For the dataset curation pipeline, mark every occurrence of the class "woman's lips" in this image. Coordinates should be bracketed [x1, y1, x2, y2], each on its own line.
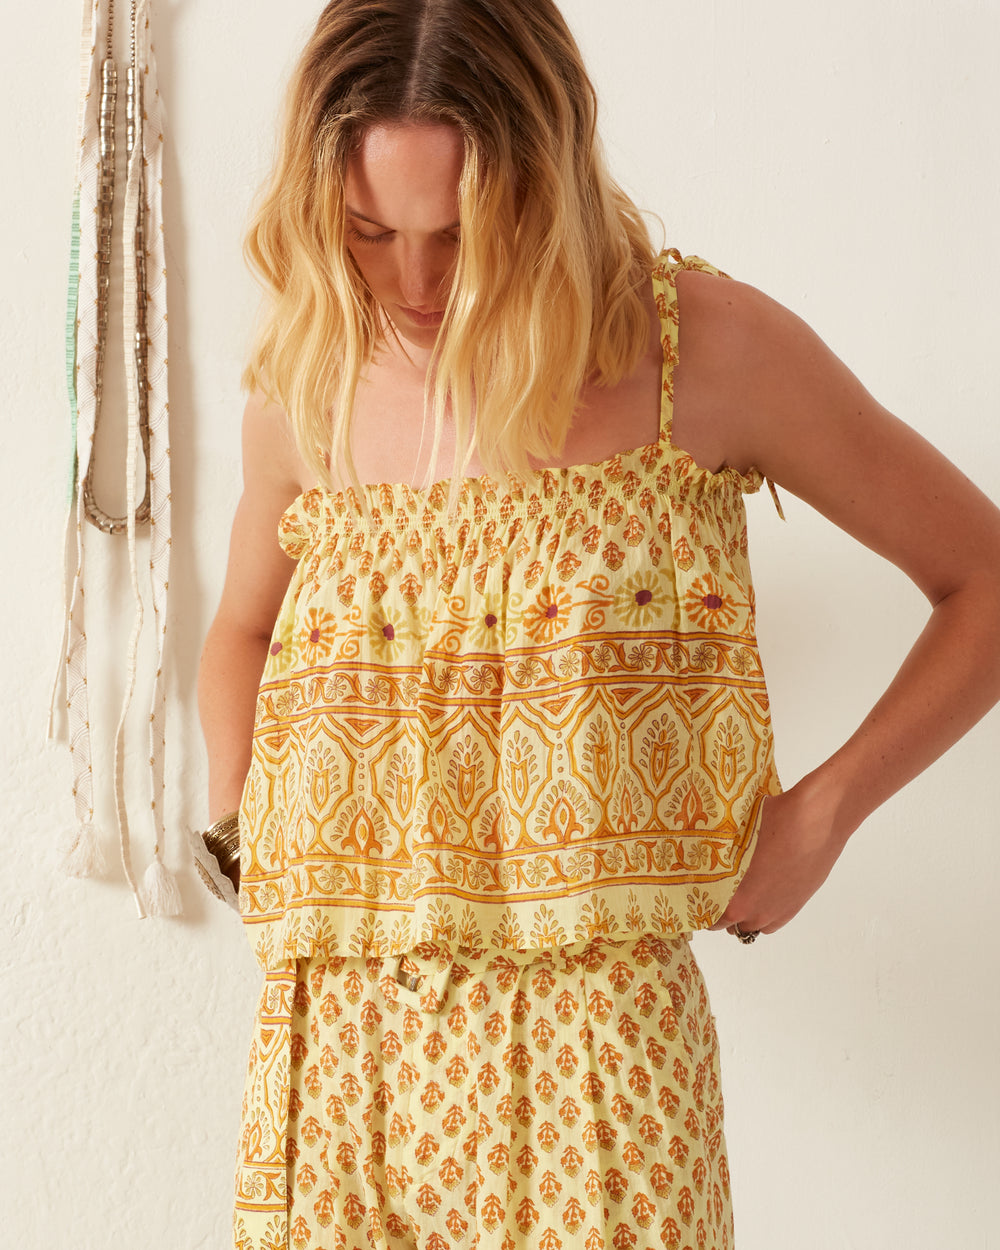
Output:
[399, 306, 445, 328]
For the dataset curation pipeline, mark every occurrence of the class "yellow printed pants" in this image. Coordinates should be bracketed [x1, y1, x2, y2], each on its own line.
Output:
[234, 937, 733, 1250]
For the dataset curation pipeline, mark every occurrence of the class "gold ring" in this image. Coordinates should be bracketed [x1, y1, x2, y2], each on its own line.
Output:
[732, 923, 761, 945]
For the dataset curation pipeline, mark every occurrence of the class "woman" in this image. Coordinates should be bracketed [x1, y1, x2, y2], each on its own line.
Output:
[199, 2, 1000, 1247]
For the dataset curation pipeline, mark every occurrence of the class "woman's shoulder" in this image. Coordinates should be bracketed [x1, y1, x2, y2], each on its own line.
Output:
[670, 261, 825, 474]
[668, 265, 767, 472]
[673, 263, 784, 351]
[672, 257, 820, 363]
[242, 390, 317, 498]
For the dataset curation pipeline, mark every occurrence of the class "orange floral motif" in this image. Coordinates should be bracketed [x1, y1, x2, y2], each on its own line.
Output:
[682, 574, 740, 631]
[555, 549, 582, 581]
[523, 584, 573, 643]
[535, 784, 586, 843]
[298, 609, 337, 665]
[515, 1196, 540, 1233]
[562, 1196, 587, 1234]
[601, 540, 625, 571]
[613, 1221, 638, 1249]
[398, 571, 422, 605]
[671, 534, 694, 571]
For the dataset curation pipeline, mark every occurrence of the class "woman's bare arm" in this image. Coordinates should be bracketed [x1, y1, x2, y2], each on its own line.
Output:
[673, 270, 1000, 934]
[198, 394, 312, 823]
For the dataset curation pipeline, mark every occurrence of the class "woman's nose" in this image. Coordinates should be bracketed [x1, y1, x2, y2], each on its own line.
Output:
[399, 247, 445, 311]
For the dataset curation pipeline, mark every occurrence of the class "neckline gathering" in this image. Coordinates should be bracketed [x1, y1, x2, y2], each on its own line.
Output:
[283, 253, 763, 521]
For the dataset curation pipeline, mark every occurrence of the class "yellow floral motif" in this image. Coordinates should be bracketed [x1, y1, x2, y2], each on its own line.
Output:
[468, 595, 504, 649]
[614, 570, 670, 629]
[366, 606, 408, 659]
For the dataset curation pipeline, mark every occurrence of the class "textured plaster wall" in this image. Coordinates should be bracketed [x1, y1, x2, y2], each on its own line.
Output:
[2, 3, 997, 1247]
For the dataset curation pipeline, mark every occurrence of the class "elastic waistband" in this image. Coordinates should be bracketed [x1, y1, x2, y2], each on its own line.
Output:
[384, 933, 691, 1015]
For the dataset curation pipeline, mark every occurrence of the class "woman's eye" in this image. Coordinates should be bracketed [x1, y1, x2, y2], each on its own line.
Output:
[348, 226, 392, 246]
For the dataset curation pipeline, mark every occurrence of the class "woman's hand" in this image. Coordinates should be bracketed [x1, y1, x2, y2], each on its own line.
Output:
[711, 782, 849, 937]
[678, 271, 1000, 941]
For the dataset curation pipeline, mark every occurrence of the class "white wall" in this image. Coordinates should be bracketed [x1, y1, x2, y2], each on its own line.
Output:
[2, 3, 997, 1247]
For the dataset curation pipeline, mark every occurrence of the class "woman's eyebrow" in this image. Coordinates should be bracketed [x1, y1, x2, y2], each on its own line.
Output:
[345, 205, 461, 231]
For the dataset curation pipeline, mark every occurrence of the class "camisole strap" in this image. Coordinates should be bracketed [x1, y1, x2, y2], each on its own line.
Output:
[652, 248, 784, 516]
[652, 249, 731, 449]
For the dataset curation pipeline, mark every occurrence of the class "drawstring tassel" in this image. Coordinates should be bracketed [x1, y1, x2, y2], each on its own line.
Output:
[62, 822, 107, 878]
[141, 856, 183, 917]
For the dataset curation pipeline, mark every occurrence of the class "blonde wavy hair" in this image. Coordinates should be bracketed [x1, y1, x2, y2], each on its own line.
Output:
[244, 0, 658, 489]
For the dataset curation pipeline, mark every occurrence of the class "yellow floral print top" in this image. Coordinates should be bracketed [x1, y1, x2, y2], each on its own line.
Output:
[240, 252, 782, 970]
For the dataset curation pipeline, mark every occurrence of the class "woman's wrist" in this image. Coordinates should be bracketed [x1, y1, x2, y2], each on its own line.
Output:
[790, 759, 865, 852]
[208, 773, 248, 827]
[202, 810, 241, 891]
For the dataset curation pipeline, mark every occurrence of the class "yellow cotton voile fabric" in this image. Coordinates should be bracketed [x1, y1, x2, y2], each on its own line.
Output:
[234, 936, 734, 1250]
[238, 252, 782, 971]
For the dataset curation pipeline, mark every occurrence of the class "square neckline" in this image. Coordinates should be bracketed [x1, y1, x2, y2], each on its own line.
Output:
[290, 251, 760, 516]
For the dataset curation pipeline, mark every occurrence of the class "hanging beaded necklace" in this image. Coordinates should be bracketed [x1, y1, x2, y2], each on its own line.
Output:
[51, 0, 177, 918]
[84, 0, 152, 535]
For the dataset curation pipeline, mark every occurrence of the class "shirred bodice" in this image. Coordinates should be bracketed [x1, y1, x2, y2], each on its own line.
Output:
[239, 252, 781, 969]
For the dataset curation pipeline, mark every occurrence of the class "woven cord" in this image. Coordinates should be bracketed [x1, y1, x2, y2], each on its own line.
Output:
[47, 194, 82, 744]
[52, 0, 105, 870]
[133, 0, 180, 915]
[141, 3, 174, 893]
[113, 0, 146, 914]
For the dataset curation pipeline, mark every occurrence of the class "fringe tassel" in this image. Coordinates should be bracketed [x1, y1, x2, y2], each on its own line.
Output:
[141, 857, 183, 917]
[62, 823, 107, 878]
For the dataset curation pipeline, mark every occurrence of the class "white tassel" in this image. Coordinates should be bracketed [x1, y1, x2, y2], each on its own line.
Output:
[140, 857, 183, 917]
[63, 823, 106, 878]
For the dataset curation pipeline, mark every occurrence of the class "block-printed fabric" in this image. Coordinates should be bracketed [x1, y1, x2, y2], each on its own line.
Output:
[235, 937, 733, 1250]
[238, 253, 781, 972]
[234, 252, 782, 1247]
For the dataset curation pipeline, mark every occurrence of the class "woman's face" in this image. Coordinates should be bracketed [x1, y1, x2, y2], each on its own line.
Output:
[344, 122, 464, 351]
